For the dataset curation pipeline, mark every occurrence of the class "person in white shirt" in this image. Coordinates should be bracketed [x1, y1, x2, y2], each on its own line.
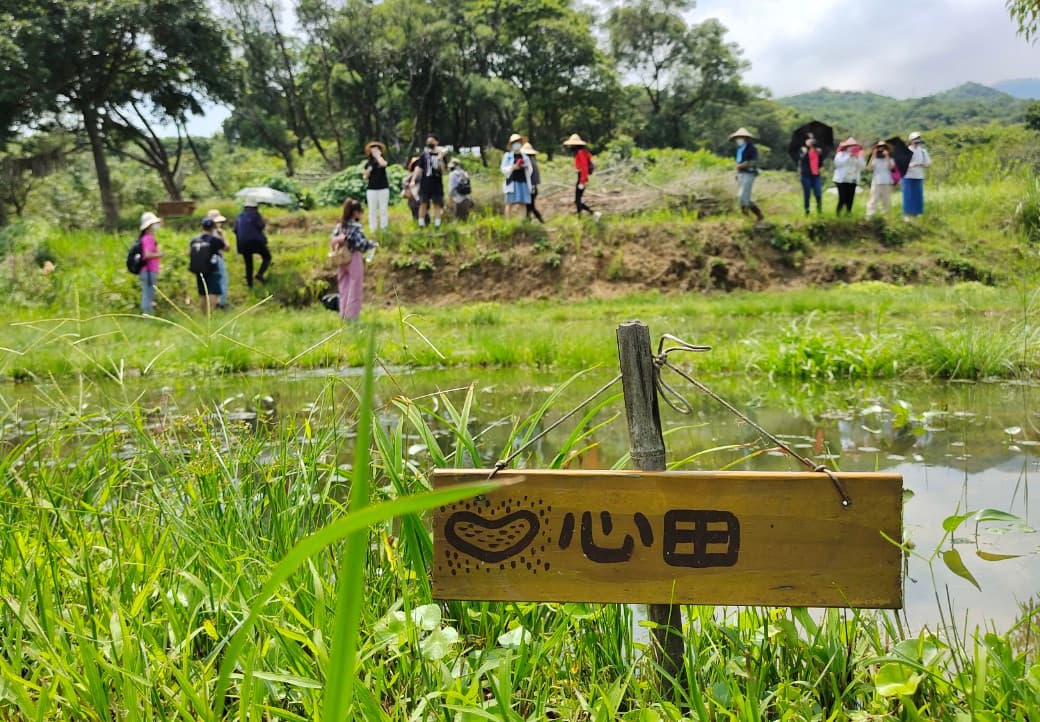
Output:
[866, 141, 896, 218]
[902, 131, 931, 221]
[832, 137, 866, 214]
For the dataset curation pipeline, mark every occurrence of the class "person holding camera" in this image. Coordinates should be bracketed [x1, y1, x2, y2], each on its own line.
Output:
[363, 141, 390, 233]
[833, 137, 866, 214]
[412, 135, 445, 229]
[799, 134, 824, 215]
[500, 133, 532, 219]
[866, 141, 896, 218]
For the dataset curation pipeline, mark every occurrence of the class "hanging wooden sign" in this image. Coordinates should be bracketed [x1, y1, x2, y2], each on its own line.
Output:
[433, 469, 903, 608]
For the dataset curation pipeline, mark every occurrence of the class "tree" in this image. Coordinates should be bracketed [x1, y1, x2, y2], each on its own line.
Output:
[6, 0, 232, 228]
[1007, 0, 1040, 42]
[1026, 101, 1040, 131]
[607, 0, 748, 148]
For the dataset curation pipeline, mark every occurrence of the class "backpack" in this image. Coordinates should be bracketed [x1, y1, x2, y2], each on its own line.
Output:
[587, 157, 595, 175]
[456, 173, 471, 196]
[126, 239, 145, 274]
[188, 235, 215, 274]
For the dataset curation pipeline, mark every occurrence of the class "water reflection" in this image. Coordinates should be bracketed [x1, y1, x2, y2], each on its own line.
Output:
[2, 369, 1038, 629]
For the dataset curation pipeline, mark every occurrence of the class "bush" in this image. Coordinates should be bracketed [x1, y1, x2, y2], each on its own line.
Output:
[315, 163, 409, 207]
[1017, 178, 1040, 244]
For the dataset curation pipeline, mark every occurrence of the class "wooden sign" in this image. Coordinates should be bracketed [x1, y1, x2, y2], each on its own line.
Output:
[433, 469, 903, 608]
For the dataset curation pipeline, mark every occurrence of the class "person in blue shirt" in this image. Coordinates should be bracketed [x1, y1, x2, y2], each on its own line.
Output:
[729, 127, 764, 222]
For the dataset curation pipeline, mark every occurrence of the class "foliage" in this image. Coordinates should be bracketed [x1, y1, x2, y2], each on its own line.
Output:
[1016, 177, 1040, 244]
[1026, 101, 1040, 131]
[1007, 0, 1040, 42]
[315, 163, 409, 207]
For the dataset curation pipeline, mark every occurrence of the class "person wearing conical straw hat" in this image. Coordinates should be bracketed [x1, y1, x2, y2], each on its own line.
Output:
[363, 141, 390, 233]
[521, 141, 545, 223]
[138, 211, 163, 315]
[206, 209, 231, 309]
[564, 133, 599, 219]
[500, 133, 533, 219]
[866, 140, 896, 218]
[832, 137, 865, 215]
[729, 127, 764, 222]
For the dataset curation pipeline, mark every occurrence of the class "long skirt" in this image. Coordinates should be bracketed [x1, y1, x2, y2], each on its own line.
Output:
[902, 178, 924, 216]
[337, 251, 364, 320]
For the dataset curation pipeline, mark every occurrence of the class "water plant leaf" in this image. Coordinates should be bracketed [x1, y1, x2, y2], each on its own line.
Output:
[974, 509, 1022, 523]
[943, 511, 977, 533]
[976, 550, 1020, 561]
[942, 549, 981, 590]
[421, 626, 459, 661]
[875, 662, 923, 697]
[497, 626, 530, 648]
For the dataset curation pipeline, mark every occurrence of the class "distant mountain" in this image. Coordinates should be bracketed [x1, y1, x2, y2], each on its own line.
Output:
[991, 78, 1040, 99]
[778, 84, 1027, 138]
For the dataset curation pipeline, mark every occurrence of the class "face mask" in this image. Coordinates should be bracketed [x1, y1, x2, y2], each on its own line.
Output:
[512, 142, 522, 152]
[735, 139, 747, 148]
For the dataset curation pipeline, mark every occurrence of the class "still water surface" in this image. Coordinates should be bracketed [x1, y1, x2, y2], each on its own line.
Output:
[4, 367, 1038, 631]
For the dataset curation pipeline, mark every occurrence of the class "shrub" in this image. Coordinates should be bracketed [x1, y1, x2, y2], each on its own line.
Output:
[315, 164, 409, 207]
[1016, 177, 1040, 244]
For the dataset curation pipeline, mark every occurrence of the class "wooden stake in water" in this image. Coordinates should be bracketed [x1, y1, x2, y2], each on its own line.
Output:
[616, 320, 684, 687]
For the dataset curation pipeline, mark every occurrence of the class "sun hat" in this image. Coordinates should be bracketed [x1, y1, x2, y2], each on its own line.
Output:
[908, 131, 922, 143]
[364, 140, 386, 155]
[243, 199, 259, 208]
[507, 133, 528, 146]
[206, 209, 227, 224]
[728, 127, 754, 140]
[139, 211, 161, 231]
[837, 136, 861, 149]
[563, 133, 587, 147]
[520, 141, 538, 155]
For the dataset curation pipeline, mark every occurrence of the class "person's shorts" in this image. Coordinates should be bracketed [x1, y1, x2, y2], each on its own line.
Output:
[196, 271, 222, 296]
[419, 179, 444, 205]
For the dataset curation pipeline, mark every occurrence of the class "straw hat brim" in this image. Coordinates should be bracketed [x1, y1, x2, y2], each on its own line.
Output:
[563, 133, 587, 147]
[364, 141, 386, 155]
[206, 209, 227, 223]
[728, 127, 754, 140]
[837, 137, 861, 150]
[520, 142, 538, 155]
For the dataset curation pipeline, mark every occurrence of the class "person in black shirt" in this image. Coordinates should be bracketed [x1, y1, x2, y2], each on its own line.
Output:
[363, 141, 390, 233]
[410, 134, 445, 229]
[233, 200, 271, 287]
[190, 218, 225, 312]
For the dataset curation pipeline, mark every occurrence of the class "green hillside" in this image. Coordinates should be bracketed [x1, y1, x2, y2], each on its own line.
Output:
[779, 83, 1027, 139]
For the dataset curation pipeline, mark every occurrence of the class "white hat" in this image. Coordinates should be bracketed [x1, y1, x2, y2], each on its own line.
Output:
[206, 209, 227, 223]
[728, 127, 754, 140]
[243, 199, 258, 208]
[139, 211, 161, 231]
[908, 131, 922, 143]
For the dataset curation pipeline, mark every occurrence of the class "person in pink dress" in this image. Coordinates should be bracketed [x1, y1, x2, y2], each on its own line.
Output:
[330, 198, 377, 321]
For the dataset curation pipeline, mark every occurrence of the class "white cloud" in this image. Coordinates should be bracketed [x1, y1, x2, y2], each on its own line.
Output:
[693, 0, 1038, 97]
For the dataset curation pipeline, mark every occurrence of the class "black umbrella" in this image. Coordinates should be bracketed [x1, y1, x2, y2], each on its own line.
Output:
[788, 120, 835, 166]
[885, 136, 913, 177]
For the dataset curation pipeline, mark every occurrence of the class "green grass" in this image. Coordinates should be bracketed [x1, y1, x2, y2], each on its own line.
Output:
[1, 372, 1039, 719]
[2, 282, 1040, 382]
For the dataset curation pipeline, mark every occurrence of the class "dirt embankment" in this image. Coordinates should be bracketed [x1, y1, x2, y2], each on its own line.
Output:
[333, 217, 998, 307]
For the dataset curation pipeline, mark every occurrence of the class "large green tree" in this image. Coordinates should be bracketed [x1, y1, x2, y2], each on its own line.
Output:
[6, 0, 232, 228]
[607, 0, 747, 148]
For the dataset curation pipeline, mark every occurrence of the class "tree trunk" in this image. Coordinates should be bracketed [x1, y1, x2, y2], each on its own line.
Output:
[82, 104, 119, 230]
[158, 167, 182, 201]
[185, 129, 223, 194]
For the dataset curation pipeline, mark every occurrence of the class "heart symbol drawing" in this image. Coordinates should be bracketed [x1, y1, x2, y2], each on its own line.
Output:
[445, 509, 540, 563]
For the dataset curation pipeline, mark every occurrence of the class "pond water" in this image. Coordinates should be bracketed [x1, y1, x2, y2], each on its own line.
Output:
[3, 367, 1038, 632]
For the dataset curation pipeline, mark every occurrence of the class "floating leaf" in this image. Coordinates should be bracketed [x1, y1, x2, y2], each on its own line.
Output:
[974, 509, 1023, 524]
[942, 549, 981, 590]
[875, 662, 923, 697]
[976, 550, 1021, 562]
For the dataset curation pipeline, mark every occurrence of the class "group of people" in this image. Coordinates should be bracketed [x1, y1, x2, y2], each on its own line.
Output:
[136, 202, 273, 315]
[498, 132, 599, 222]
[730, 128, 932, 221]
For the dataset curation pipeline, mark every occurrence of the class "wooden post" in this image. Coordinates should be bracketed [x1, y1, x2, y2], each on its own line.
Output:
[616, 321, 685, 686]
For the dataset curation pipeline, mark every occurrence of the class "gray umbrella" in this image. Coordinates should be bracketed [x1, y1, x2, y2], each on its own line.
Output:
[234, 186, 294, 206]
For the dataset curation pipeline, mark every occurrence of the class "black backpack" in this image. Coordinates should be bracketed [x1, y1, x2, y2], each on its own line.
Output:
[456, 173, 471, 196]
[188, 235, 214, 274]
[587, 157, 596, 175]
[126, 239, 145, 274]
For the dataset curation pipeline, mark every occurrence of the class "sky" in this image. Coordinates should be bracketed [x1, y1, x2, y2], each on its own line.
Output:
[694, 0, 1038, 98]
[184, 0, 1038, 136]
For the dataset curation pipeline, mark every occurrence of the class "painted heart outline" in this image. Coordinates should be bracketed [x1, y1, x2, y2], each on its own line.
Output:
[445, 509, 540, 563]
